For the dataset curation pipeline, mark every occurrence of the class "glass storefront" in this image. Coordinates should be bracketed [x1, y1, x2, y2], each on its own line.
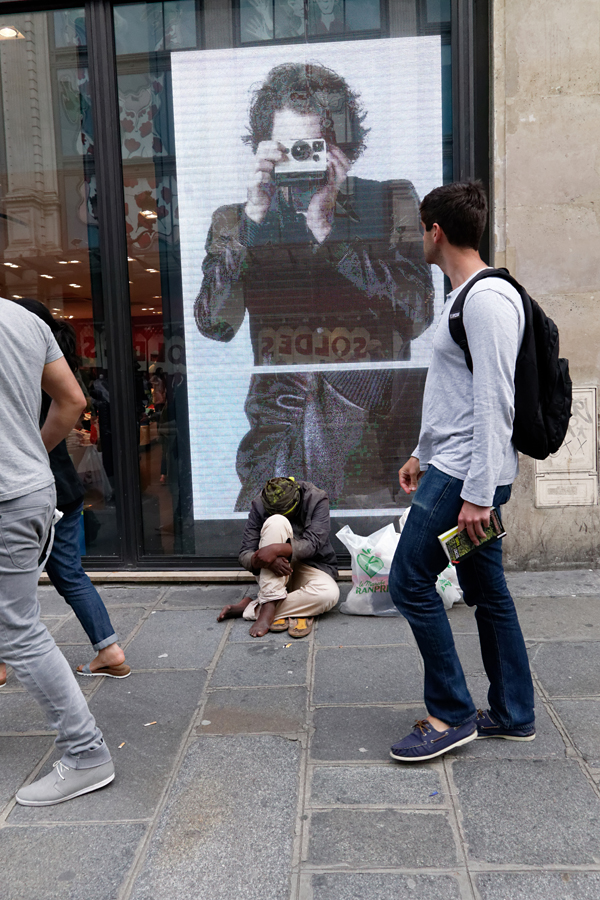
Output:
[0, 7, 119, 556]
[0, 0, 487, 569]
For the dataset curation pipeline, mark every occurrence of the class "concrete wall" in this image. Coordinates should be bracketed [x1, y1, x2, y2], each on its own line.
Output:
[493, 0, 600, 568]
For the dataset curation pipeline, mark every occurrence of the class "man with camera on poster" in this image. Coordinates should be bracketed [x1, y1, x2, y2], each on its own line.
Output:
[194, 61, 434, 513]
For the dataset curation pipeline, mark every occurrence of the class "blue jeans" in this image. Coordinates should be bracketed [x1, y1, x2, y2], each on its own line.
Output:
[389, 465, 534, 729]
[45, 502, 118, 651]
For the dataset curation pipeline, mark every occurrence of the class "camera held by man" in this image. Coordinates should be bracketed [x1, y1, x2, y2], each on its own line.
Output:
[274, 137, 328, 187]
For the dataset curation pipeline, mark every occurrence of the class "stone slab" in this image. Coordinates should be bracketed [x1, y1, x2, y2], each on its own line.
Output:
[460, 694, 566, 759]
[316, 610, 413, 646]
[311, 873, 462, 900]
[529, 641, 600, 697]
[129, 735, 300, 900]
[0, 736, 54, 809]
[506, 570, 600, 597]
[307, 809, 457, 867]
[0, 691, 55, 732]
[37, 586, 71, 616]
[161, 584, 248, 609]
[451, 633, 487, 675]
[199, 686, 308, 733]
[125, 609, 222, 669]
[553, 699, 600, 766]
[453, 759, 600, 865]
[211, 640, 309, 687]
[447, 602, 477, 633]
[311, 706, 425, 761]
[313, 646, 423, 704]
[40, 616, 69, 634]
[309, 765, 443, 807]
[515, 596, 600, 641]
[0, 824, 145, 900]
[98, 586, 164, 606]
[447, 594, 600, 643]
[476, 872, 600, 900]
[9, 671, 206, 823]
[53, 606, 146, 645]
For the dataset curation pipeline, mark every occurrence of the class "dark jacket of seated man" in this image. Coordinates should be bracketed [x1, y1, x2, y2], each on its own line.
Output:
[239, 479, 338, 580]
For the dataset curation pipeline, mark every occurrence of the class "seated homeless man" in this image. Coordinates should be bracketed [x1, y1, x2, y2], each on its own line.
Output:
[218, 477, 339, 638]
[387, 181, 536, 763]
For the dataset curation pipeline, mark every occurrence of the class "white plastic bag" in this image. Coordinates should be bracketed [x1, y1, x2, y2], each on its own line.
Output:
[336, 523, 401, 616]
[77, 445, 112, 501]
[337, 511, 464, 617]
[399, 508, 463, 610]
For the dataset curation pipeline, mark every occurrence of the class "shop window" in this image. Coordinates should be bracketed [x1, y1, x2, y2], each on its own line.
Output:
[0, 8, 119, 557]
[239, 0, 382, 44]
[114, 0, 452, 560]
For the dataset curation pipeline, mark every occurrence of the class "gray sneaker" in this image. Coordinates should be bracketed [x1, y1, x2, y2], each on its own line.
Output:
[16, 759, 115, 806]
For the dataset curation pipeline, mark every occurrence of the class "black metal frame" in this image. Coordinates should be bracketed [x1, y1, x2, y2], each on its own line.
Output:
[86, 0, 144, 568]
[0, 0, 491, 569]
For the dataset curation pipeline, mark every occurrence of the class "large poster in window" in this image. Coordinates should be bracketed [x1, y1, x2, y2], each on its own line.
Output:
[172, 37, 443, 520]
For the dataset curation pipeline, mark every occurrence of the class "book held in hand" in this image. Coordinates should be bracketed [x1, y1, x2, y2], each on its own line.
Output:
[438, 508, 506, 564]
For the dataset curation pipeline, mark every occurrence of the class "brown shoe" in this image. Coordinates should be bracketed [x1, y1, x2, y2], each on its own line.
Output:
[288, 617, 314, 638]
[269, 618, 289, 633]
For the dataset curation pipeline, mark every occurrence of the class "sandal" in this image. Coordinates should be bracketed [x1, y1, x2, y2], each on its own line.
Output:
[288, 617, 314, 638]
[76, 662, 131, 679]
[269, 618, 289, 632]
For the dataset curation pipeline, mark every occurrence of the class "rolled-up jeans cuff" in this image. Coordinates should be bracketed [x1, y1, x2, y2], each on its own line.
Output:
[92, 633, 119, 652]
[61, 739, 112, 770]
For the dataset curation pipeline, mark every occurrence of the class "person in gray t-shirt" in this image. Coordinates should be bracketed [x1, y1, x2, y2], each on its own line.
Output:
[386, 183, 535, 764]
[0, 297, 114, 806]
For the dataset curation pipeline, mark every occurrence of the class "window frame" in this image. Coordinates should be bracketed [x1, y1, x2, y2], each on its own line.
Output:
[0, 0, 490, 569]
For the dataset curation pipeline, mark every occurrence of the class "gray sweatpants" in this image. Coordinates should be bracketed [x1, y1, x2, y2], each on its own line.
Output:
[0, 485, 111, 769]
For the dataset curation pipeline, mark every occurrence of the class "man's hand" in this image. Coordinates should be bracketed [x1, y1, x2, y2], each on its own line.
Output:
[306, 144, 352, 243]
[245, 140, 285, 224]
[398, 456, 423, 495]
[457, 500, 491, 546]
[269, 556, 293, 577]
[251, 542, 293, 574]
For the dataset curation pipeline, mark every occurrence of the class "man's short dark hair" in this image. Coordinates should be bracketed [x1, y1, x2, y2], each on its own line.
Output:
[243, 62, 369, 162]
[420, 181, 488, 250]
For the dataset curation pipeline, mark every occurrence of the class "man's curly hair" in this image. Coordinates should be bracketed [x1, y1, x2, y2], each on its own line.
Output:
[243, 62, 369, 162]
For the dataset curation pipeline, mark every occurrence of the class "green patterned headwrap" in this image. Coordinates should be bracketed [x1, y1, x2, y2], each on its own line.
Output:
[261, 477, 300, 517]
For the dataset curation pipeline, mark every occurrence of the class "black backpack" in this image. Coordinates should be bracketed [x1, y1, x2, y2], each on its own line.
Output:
[448, 267, 572, 460]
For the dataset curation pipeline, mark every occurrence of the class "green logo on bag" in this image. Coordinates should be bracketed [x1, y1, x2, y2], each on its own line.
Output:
[357, 549, 384, 578]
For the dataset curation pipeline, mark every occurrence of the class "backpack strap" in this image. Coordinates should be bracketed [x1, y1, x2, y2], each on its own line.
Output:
[448, 267, 522, 373]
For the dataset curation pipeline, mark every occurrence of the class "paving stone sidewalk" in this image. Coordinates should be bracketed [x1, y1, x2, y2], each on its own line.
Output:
[3, 571, 600, 899]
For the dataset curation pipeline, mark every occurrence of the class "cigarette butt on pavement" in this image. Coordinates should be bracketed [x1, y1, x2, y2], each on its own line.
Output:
[144, 721, 157, 727]
[118, 742, 125, 749]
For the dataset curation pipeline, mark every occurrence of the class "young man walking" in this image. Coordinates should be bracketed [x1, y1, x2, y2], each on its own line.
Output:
[388, 182, 535, 762]
[0, 297, 114, 804]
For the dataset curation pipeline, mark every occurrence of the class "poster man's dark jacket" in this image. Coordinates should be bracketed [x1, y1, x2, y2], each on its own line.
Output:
[195, 177, 434, 510]
[238, 480, 338, 580]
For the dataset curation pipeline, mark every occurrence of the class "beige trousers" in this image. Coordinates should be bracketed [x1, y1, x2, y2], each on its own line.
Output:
[243, 514, 339, 621]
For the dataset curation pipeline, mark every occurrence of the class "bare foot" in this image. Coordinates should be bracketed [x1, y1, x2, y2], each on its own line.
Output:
[0, 662, 6, 686]
[86, 643, 126, 674]
[217, 597, 253, 622]
[249, 601, 277, 637]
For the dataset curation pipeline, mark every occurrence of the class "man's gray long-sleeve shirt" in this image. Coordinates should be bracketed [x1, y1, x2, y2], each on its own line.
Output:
[414, 271, 524, 507]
